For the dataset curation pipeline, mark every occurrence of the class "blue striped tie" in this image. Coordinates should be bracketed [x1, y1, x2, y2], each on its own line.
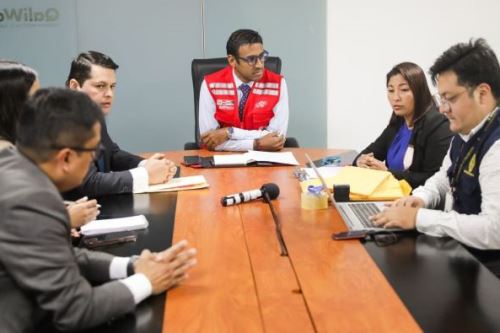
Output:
[239, 84, 250, 121]
[97, 155, 105, 172]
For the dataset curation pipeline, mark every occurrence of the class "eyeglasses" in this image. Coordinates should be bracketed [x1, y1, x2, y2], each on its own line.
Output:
[237, 50, 269, 66]
[50, 143, 104, 161]
[433, 89, 469, 113]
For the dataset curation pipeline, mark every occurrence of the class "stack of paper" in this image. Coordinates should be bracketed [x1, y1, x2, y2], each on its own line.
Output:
[135, 175, 209, 193]
[299, 166, 411, 201]
[213, 150, 299, 166]
[81, 215, 149, 236]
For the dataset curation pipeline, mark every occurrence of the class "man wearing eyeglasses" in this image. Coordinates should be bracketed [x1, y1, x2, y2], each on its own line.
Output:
[199, 29, 289, 151]
[372, 38, 500, 273]
[0, 88, 197, 332]
[64, 51, 177, 199]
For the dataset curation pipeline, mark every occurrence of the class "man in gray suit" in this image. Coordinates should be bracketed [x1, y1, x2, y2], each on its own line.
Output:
[0, 88, 197, 332]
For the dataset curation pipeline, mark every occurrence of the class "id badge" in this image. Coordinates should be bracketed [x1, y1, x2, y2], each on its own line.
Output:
[444, 191, 454, 212]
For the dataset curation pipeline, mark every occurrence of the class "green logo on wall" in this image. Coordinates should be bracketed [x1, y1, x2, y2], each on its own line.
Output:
[0, 7, 59, 25]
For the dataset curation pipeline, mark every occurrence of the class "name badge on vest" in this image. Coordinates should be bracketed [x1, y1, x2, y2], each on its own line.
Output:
[216, 99, 235, 110]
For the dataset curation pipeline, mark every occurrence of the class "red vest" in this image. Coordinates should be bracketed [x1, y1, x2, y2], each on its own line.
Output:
[205, 66, 282, 130]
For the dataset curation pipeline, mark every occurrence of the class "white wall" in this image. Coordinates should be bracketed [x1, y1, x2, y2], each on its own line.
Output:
[327, 0, 500, 151]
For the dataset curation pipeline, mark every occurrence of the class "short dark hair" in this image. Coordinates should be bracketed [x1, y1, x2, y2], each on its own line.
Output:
[16, 88, 104, 162]
[65, 51, 119, 87]
[429, 38, 500, 100]
[386, 62, 434, 126]
[226, 29, 263, 58]
[0, 60, 37, 143]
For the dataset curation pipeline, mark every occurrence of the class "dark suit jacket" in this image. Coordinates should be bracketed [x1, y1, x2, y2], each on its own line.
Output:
[0, 148, 135, 332]
[63, 121, 143, 199]
[353, 106, 453, 188]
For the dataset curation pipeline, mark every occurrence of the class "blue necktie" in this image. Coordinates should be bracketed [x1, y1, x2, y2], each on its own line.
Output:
[239, 84, 251, 121]
[97, 155, 106, 172]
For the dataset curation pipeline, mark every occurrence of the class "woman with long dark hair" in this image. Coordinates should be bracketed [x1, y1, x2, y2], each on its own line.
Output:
[0, 60, 39, 149]
[353, 62, 453, 188]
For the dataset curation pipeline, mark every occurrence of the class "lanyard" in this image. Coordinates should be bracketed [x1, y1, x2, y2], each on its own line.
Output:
[450, 109, 498, 192]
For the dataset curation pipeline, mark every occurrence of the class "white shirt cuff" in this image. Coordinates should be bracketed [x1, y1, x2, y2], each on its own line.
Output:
[415, 208, 444, 237]
[412, 192, 430, 208]
[131, 166, 149, 193]
[231, 127, 267, 140]
[215, 139, 254, 151]
[109, 257, 130, 279]
[119, 273, 153, 304]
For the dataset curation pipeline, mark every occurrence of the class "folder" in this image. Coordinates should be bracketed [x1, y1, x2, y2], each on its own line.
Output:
[134, 175, 209, 193]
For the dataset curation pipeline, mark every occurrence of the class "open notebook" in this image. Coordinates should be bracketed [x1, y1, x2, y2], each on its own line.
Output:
[213, 151, 299, 167]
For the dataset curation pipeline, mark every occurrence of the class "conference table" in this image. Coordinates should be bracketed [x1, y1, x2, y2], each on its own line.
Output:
[85, 148, 500, 333]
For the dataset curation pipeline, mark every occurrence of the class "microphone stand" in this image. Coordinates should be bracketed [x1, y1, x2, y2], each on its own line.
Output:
[263, 191, 288, 256]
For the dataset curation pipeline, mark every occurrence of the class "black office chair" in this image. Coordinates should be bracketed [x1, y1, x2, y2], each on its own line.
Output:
[184, 57, 299, 150]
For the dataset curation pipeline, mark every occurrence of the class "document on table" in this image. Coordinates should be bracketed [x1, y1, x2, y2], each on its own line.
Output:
[81, 215, 149, 236]
[213, 150, 299, 166]
[302, 166, 343, 179]
[134, 175, 209, 193]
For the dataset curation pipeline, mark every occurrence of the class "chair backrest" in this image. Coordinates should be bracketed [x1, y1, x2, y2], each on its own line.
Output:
[191, 57, 282, 145]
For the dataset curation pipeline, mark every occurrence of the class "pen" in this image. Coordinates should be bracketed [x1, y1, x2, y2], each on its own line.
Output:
[63, 200, 102, 208]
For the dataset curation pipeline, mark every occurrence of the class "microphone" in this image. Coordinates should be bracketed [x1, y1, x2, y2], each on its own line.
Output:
[221, 183, 279, 206]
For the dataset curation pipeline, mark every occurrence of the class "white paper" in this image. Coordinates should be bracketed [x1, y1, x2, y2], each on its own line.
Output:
[304, 166, 342, 179]
[213, 154, 249, 166]
[81, 215, 149, 236]
[213, 151, 299, 166]
[245, 150, 299, 165]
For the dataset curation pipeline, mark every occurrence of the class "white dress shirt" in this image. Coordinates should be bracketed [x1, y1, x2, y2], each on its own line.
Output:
[110, 257, 153, 304]
[413, 109, 500, 249]
[198, 69, 289, 151]
[131, 160, 149, 193]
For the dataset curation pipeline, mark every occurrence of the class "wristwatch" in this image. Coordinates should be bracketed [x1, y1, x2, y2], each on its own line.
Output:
[127, 255, 139, 276]
[226, 127, 234, 140]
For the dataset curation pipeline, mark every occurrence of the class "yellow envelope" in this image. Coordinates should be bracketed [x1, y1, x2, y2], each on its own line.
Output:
[299, 167, 412, 201]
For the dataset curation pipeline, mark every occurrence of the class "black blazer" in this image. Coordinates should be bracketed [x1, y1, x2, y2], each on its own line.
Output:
[353, 106, 453, 189]
[63, 121, 143, 199]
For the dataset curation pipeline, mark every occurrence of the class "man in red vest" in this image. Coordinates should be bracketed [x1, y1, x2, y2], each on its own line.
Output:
[199, 29, 289, 151]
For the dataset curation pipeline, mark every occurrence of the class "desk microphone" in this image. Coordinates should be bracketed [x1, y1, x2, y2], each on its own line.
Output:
[221, 183, 279, 206]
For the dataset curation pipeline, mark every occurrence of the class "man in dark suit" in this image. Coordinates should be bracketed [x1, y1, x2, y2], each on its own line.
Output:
[64, 51, 176, 199]
[0, 88, 197, 332]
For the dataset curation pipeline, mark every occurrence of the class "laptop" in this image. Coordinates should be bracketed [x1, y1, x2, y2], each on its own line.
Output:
[305, 154, 391, 232]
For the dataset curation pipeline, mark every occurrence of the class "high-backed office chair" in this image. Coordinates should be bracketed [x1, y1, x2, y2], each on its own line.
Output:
[184, 57, 299, 150]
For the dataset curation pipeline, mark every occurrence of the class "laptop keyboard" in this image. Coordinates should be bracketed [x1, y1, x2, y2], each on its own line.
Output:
[348, 202, 381, 228]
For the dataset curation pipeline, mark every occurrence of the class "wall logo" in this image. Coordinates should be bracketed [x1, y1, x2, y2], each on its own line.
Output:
[0, 7, 59, 26]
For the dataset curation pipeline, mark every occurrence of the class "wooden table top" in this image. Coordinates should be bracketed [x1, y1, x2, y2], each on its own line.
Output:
[161, 148, 421, 333]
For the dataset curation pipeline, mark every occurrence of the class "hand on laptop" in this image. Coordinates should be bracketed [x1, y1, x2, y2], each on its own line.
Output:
[389, 196, 425, 208]
[370, 204, 418, 230]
